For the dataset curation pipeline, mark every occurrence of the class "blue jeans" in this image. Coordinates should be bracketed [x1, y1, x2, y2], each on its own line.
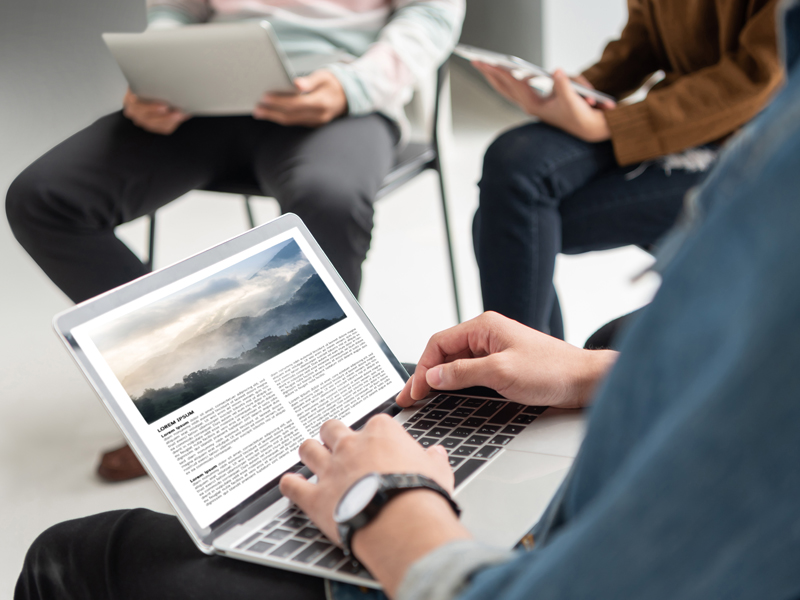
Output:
[475, 123, 709, 338]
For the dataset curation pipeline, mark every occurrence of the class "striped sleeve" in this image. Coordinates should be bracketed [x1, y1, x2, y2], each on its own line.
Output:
[146, 0, 212, 26]
[325, 0, 465, 115]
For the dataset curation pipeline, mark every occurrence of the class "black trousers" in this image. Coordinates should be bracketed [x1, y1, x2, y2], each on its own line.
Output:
[15, 509, 328, 600]
[5, 112, 397, 302]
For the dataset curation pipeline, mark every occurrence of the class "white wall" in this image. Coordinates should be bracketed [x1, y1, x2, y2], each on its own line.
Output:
[542, 0, 628, 72]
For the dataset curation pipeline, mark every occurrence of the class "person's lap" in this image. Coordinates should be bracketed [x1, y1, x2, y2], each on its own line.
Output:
[5, 111, 395, 302]
[559, 159, 704, 254]
[475, 122, 708, 336]
[15, 509, 327, 600]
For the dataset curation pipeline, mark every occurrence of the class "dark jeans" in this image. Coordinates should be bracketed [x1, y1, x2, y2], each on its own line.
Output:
[5, 112, 397, 303]
[474, 122, 709, 338]
[14, 509, 326, 600]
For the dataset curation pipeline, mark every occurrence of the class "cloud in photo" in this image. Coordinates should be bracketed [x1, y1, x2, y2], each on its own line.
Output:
[86, 239, 320, 396]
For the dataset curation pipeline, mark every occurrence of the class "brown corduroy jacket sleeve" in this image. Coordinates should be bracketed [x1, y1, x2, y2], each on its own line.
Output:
[580, 0, 661, 98]
[581, 0, 783, 166]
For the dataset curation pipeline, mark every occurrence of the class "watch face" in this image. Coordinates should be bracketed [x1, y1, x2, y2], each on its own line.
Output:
[334, 473, 382, 523]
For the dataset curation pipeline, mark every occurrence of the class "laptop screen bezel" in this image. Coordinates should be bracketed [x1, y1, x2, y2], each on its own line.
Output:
[53, 213, 409, 552]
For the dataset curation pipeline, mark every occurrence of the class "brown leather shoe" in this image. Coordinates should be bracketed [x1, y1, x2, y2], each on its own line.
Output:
[97, 444, 147, 482]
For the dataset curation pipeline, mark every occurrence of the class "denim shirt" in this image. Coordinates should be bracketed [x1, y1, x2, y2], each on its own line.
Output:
[331, 3, 800, 599]
[377, 2, 800, 599]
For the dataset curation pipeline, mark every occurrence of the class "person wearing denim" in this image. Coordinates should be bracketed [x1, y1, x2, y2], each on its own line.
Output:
[15, 2, 800, 599]
[473, 0, 783, 338]
[399, 1, 800, 595]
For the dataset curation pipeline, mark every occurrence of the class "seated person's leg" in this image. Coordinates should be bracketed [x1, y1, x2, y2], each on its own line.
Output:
[6, 112, 246, 481]
[474, 122, 617, 336]
[559, 161, 709, 257]
[5, 112, 238, 304]
[251, 114, 397, 297]
[557, 158, 710, 345]
[15, 509, 325, 600]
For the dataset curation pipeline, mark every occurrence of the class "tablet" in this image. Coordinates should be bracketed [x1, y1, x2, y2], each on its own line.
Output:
[454, 44, 616, 105]
[103, 21, 298, 115]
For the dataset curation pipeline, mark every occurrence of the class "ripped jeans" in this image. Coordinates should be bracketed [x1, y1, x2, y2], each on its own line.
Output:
[474, 122, 714, 339]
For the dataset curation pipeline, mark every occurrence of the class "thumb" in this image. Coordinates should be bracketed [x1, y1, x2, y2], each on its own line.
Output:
[425, 356, 499, 391]
[552, 69, 580, 103]
[294, 71, 325, 93]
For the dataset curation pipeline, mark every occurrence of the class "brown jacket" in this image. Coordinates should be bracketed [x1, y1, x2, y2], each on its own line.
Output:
[582, 0, 783, 166]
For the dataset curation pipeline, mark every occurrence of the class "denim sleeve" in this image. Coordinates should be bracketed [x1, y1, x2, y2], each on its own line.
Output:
[395, 541, 513, 600]
[448, 55, 800, 600]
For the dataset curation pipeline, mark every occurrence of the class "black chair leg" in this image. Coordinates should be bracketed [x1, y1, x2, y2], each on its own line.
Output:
[428, 61, 461, 323]
[145, 212, 156, 272]
[243, 195, 256, 229]
[433, 156, 461, 323]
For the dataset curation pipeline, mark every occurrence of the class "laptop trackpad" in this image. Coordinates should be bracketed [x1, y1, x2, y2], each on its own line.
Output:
[455, 450, 572, 549]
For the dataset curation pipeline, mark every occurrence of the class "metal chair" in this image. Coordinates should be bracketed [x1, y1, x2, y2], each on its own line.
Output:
[145, 61, 461, 322]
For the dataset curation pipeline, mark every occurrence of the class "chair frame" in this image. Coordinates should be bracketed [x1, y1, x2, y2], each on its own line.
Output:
[145, 61, 461, 321]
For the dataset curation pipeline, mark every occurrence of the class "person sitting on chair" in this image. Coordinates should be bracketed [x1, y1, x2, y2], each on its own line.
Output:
[472, 0, 782, 340]
[4, 0, 464, 482]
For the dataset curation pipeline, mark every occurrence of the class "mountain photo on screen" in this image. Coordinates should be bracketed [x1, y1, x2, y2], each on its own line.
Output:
[85, 239, 345, 424]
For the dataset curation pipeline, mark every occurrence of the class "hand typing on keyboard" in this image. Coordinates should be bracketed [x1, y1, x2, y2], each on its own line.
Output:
[396, 311, 618, 410]
[279, 415, 471, 597]
[278, 311, 617, 595]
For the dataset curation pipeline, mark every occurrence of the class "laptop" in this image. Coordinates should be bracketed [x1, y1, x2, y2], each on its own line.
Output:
[54, 214, 585, 588]
[103, 21, 302, 115]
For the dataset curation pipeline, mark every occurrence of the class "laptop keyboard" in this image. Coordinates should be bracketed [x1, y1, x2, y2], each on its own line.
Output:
[235, 394, 545, 581]
[403, 394, 545, 487]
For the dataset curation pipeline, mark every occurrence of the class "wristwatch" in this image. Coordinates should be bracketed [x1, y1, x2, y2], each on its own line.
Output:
[333, 473, 461, 556]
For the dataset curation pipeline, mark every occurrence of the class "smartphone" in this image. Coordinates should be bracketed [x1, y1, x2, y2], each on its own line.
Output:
[454, 44, 616, 105]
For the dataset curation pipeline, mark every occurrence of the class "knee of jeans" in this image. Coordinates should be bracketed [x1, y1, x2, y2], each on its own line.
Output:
[482, 125, 549, 179]
[480, 125, 560, 210]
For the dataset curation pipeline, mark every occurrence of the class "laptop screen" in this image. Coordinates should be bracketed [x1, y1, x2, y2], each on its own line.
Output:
[69, 226, 405, 528]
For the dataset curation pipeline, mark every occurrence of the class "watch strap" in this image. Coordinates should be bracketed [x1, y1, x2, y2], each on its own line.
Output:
[337, 473, 461, 556]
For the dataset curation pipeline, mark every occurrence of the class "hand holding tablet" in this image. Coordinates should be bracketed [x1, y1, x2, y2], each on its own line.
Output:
[104, 22, 299, 116]
[454, 44, 616, 106]
[455, 44, 616, 143]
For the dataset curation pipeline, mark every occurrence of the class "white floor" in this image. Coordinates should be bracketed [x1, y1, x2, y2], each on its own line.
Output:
[0, 65, 657, 594]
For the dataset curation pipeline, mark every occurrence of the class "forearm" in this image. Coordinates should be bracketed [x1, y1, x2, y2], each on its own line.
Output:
[603, 0, 782, 165]
[573, 349, 618, 406]
[328, 0, 464, 115]
[604, 63, 782, 165]
[581, 0, 659, 97]
[351, 490, 472, 597]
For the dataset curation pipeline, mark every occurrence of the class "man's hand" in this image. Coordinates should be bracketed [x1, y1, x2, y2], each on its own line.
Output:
[280, 415, 470, 595]
[473, 63, 615, 142]
[396, 312, 618, 409]
[254, 70, 348, 127]
[122, 89, 190, 135]
[280, 415, 456, 544]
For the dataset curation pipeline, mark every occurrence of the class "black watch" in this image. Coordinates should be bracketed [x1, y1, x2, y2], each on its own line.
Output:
[333, 473, 461, 556]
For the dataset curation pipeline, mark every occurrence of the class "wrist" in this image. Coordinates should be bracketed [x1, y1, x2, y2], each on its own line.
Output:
[351, 489, 471, 597]
[574, 349, 617, 405]
[591, 112, 612, 142]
